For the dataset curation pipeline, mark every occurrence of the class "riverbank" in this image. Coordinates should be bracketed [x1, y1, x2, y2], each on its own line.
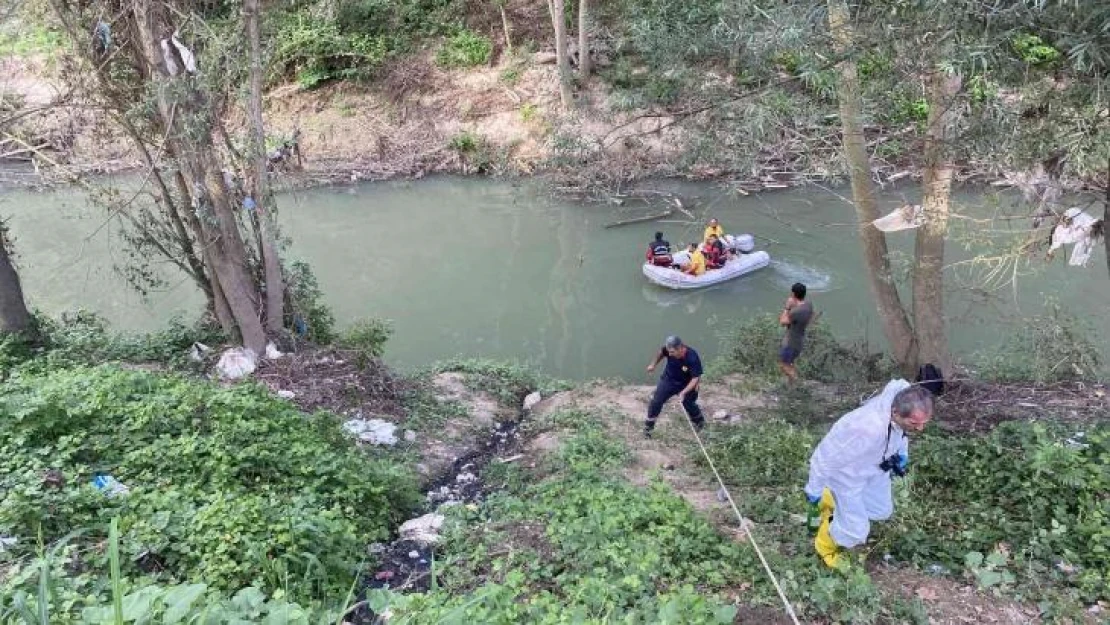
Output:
[0, 316, 1106, 622]
[3, 51, 1096, 197]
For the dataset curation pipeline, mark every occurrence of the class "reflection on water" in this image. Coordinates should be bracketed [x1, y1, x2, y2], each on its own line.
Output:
[1, 176, 1107, 380]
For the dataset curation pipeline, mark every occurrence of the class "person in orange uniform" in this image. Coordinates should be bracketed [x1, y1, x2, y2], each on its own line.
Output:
[682, 243, 706, 276]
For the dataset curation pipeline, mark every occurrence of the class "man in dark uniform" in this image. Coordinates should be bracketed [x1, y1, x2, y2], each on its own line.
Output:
[644, 335, 705, 438]
[646, 231, 673, 267]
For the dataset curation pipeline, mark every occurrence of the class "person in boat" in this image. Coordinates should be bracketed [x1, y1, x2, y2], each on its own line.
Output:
[704, 234, 727, 269]
[646, 232, 673, 267]
[704, 218, 725, 243]
[681, 243, 706, 276]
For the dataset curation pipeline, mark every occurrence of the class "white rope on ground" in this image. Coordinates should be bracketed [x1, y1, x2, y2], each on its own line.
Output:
[680, 405, 802, 625]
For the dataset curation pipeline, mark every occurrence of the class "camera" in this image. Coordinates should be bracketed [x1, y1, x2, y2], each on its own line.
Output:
[879, 454, 908, 477]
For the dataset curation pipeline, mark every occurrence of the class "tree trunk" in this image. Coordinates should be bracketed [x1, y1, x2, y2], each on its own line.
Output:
[129, 1, 267, 355]
[0, 228, 32, 336]
[912, 69, 961, 378]
[547, 0, 574, 109]
[1104, 156, 1109, 280]
[499, 2, 513, 54]
[577, 0, 591, 78]
[245, 0, 285, 335]
[827, 0, 917, 374]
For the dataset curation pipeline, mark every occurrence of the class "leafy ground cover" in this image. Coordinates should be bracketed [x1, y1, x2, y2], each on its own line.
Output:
[0, 313, 1105, 623]
[365, 418, 760, 624]
[702, 415, 1109, 622]
[0, 360, 420, 620]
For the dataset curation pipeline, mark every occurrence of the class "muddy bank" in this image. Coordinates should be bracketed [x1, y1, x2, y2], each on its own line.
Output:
[0, 53, 1021, 194]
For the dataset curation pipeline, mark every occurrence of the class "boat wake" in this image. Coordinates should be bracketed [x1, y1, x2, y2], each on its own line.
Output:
[768, 260, 833, 291]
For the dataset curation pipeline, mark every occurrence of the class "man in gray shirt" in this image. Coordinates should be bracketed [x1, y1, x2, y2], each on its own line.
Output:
[778, 282, 814, 382]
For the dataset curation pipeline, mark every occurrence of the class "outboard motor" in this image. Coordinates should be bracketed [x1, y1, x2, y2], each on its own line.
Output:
[735, 234, 755, 254]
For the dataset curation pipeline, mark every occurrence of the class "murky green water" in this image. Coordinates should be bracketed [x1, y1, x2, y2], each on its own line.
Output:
[2, 176, 1105, 380]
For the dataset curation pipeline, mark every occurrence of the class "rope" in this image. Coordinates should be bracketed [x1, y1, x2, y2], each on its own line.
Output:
[680, 405, 802, 625]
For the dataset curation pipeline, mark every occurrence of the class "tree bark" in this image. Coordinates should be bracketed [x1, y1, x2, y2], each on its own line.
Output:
[498, 2, 513, 54]
[0, 228, 32, 336]
[547, 0, 574, 109]
[1105, 156, 1109, 280]
[912, 69, 961, 377]
[577, 0, 591, 77]
[245, 0, 285, 335]
[827, 0, 917, 374]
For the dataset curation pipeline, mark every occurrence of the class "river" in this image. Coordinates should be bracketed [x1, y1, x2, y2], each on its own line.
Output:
[1, 176, 1105, 380]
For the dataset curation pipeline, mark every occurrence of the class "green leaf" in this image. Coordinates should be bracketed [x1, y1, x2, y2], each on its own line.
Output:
[162, 583, 207, 624]
[985, 550, 1007, 568]
[977, 570, 1003, 588]
[122, 586, 164, 621]
[713, 604, 739, 623]
[232, 587, 267, 615]
[964, 551, 984, 569]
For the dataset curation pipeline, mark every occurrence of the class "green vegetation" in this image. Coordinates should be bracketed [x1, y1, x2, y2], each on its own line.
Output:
[430, 358, 570, 406]
[0, 311, 223, 377]
[338, 318, 394, 365]
[368, 420, 748, 623]
[519, 101, 539, 122]
[1011, 33, 1062, 66]
[436, 30, 493, 68]
[973, 304, 1101, 384]
[0, 17, 63, 58]
[267, 0, 470, 87]
[447, 130, 482, 153]
[702, 413, 1109, 619]
[270, 11, 391, 89]
[713, 314, 895, 384]
[286, 260, 338, 344]
[885, 422, 1108, 608]
[0, 360, 419, 618]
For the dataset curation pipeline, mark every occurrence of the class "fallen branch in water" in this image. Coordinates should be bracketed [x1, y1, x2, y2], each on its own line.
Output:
[672, 198, 696, 220]
[604, 209, 673, 229]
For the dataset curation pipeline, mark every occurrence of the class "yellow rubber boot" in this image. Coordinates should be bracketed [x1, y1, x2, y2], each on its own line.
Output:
[818, 487, 835, 519]
[814, 488, 840, 567]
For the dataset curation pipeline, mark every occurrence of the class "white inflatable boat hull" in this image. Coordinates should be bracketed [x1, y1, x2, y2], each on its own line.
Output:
[642, 250, 771, 290]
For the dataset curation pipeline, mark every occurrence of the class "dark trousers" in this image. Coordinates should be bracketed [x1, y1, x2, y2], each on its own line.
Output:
[645, 379, 704, 431]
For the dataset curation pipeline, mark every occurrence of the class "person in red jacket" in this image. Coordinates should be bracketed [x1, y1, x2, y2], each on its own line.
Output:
[704, 234, 726, 269]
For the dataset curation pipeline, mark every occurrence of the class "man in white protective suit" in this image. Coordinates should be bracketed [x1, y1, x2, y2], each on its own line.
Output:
[804, 380, 935, 567]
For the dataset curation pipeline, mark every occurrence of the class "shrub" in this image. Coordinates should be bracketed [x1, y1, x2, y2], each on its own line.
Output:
[286, 260, 338, 344]
[7, 310, 224, 373]
[1011, 33, 1061, 66]
[878, 421, 1109, 603]
[269, 11, 389, 88]
[973, 303, 1101, 383]
[436, 30, 492, 68]
[447, 131, 495, 173]
[338, 318, 393, 366]
[448, 130, 480, 153]
[519, 102, 538, 122]
[0, 365, 419, 609]
[714, 314, 894, 384]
